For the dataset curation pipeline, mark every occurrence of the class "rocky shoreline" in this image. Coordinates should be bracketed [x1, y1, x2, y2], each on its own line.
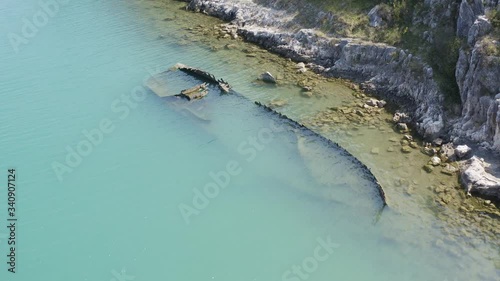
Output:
[182, 0, 500, 202]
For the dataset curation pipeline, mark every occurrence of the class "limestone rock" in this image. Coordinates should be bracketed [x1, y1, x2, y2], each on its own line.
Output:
[422, 147, 437, 156]
[442, 164, 459, 176]
[397, 123, 409, 132]
[432, 138, 443, 146]
[457, 0, 478, 38]
[440, 143, 456, 162]
[368, 4, 392, 28]
[393, 112, 410, 123]
[460, 156, 500, 201]
[186, 0, 497, 151]
[430, 156, 442, 166]
[366, 99, 378, 107]
[401, 146, 412, 153]
[260, 71, 277, 83]
[467, 16, 492, 46]
[455, 144, 472, 159]
[453, 0, 499, 152]
[225, 43, 238, 50]
[376, 100, 387, 108]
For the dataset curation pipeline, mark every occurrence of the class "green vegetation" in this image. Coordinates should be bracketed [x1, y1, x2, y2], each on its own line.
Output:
[428, 34, 463, 104]
[483, 36, 500, 57]
[488, 9, 500, 29]
[294, 0, 463, 103]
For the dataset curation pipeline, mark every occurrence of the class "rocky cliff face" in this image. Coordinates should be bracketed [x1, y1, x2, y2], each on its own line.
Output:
[453, 0, 500, 151]
[186, 0, 500, 152]
[187, 0, 446, 139]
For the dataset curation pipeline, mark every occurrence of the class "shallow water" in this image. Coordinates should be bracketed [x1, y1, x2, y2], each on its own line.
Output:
[0, 0, 498, 280]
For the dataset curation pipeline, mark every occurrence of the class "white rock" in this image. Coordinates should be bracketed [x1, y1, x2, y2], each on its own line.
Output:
[376, 100, 387, 108]
[455, 144, 472, 159]
[393, 112, 410, 123]
[366, 99, 378, 107]
[460, 156, 500, 201]
[430, 156, 441, 166]
[295, 62, 306, 69]
[260, 71, 277, 83]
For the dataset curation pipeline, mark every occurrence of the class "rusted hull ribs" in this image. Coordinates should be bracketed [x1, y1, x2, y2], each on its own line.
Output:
[174, 63, 231, 93]
[163, 63, 387, 208]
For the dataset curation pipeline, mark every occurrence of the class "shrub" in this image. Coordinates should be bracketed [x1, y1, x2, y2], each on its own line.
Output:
[488, 9, 500, 29]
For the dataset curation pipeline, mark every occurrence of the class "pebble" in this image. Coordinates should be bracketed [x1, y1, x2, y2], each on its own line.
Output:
[430, 156, 441, 166]
[401, 146, 412, 153]
[397, 123, 409, 132]
[404, 134, 413, 141]
[423, 165, 434, 173]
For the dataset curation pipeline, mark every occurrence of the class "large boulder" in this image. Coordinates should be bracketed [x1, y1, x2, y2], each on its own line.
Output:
[467, 15, 492, 46]
[368, 4, 393, 28]
[457, 0, 475, 37]
[460, 156, 500, 201]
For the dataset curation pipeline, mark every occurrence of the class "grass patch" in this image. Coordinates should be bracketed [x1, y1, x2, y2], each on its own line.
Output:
[482, 36, 500, 57]
[487, 9, 500, 29]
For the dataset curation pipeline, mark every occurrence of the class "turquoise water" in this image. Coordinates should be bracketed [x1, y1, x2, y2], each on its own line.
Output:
[0, 1, 497, 280]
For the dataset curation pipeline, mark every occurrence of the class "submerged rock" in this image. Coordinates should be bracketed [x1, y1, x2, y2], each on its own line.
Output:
[409, 141, 419, 149]
[423, 164, 434, 173]
[301, 91, 313, 98]
[260, 71, 277, 83]
[268, 99, 287, 108]
[442, 164, 459, 176]
[401, 146, 412, 153]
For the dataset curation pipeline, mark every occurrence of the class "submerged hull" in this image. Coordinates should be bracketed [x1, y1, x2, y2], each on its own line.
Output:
[146, 65, 387, 217]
